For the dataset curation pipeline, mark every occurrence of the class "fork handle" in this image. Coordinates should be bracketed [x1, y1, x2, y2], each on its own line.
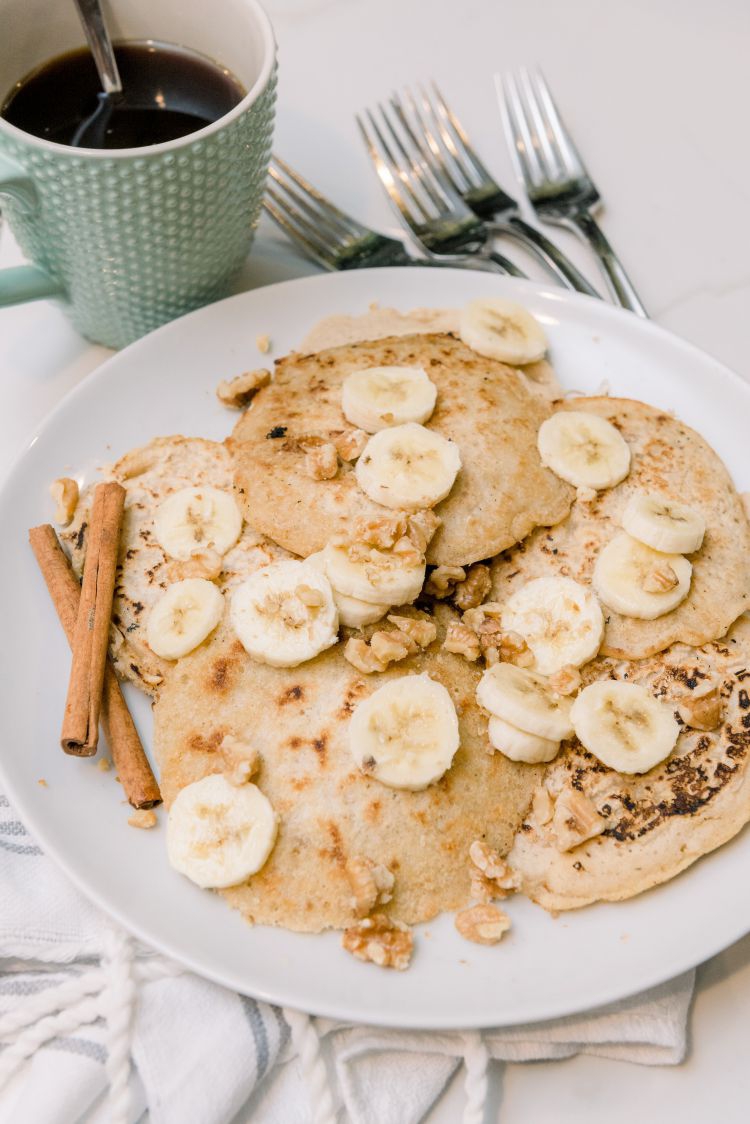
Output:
[482, 249, 527, 278]
[492, 217, 600, 298]
[565, 212, 648, 318]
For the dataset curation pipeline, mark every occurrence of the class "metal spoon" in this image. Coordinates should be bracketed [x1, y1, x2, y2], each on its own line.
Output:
[70, 0, 123, 148]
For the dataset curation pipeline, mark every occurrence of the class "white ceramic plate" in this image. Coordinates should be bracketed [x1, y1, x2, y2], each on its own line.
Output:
[2, 267, 749, 1030]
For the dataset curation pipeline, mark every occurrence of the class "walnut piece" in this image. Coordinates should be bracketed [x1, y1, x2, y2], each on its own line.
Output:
[455, 904, 511, 945]
[425, 565, 466, 598]
[678, 689, 723, 731]
[256, 333, 271, 353]
[343, 637, 388, 675]
[216, 368, 270, 408]
[453, 564, 492, 611]
[353, 513, 408, 550]
[220, 735, 261, 786]
[406, 509, 441, 552]
[552, 787, 604, 852]
[469, 870, 497, 903]
[128, 809, 158, 830]
[303, 441, 339, 480]
[370, 629, 415, 664]
[167, 547, 223, 582]
[642, 563, 678, 594]
[386, 613, 437, 649]
[498, 630, 533, 667]
[296, 583, 326, 608]
[547, 665, 582, 696]
[468, 840, 520, 897]
[531, 786, 554, 825]
[576, 485, 597, 503]
[50, 477, 79, 525]
[346, 857, 395, 918]
[335, 428, 368, 462]
[443, 620, 481, 661]
[342, 913, 413, 970]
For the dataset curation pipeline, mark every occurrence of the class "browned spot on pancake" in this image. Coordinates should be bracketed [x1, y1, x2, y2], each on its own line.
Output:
[287, 736, 302, 750]
[321, 821, 346, 866]
[312, 732, 328, 765]
[365, 799, 382, 824]
[188, 729, 226, 754]
[278, 684, 305, 706]
[231, 639, 246, 657]
[290, 776, 312, 791]
[207, 658, 234, 694]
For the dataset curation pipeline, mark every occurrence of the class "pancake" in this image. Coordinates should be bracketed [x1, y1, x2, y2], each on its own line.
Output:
[228, 332, 573, 568]
[491, 397, 750, 659]
[507, 613, 750, 910]
[61, 436, 290, 697]
[153, 606, 543, 932]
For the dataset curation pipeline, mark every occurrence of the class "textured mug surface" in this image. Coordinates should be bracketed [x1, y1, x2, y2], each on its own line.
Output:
[0, 1, 276, 349]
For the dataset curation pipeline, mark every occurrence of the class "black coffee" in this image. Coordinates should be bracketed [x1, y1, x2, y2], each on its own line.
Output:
[0, 41, 246, 149]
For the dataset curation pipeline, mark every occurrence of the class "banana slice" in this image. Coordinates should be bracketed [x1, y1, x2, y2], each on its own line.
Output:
[230, 559, 338, 667]
[342, 365, 437, 432]
[487, 714, 560, 764]
[501, 576, 604, 675]
[306, 550, 389, 628]
[167, 774, 277, 888]
[355, 423, 461, 510]
[621, 493, 706, 555]
[459, 298, 547, 365]
[537, 411, 631, 490]
[154, 486, 243, 561]
[476, 663, 574, 741]
[146, 578, 224, 659]
[349, 673, 460, 790]
[322, 541, 425, 606]
[593, 532, 692, 620]
[571, 680, 679, 774]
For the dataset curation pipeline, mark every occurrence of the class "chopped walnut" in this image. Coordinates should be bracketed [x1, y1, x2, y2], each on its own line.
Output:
[678, 689, 723, 731]
[220, 735, 262, 784]
[455, 904, 511, 945]
[498, 630, 533, 668]
[552, 787, 604, 852]
[548, 665, 582, 696]
[216, 367, 270, 408]
[342, 913, 413, 970]
[453, 564, 492, 611]
[97, 757, 112, 773]
[642, 563, 678, 594]
[443, 620, 481, 661]
[462, 601, 503, 631]
[296, 583, 326, 608]
[353, 513, 408, 550]
[469, 870, 497, 903]
[141, 671, 164, 689]
[303, 441, 339, 480]
[531, 786, 554, 825]
[391, 536, 423, 568]
[405, 509, 441, 552]
[50, 477, 79, 525]
[346, 857, 395, 918]
[576, 485, 597, 503]
[167, 547, 223, 582]
[334, 428, 369, 462]
[343, 637, 388, 675]
[425, 565, 466, 598]
[256, 333, 271, 353]
[370, 629, 415, 664]
[468, 840, 520, 896]
[128, 809, 158, 830]
[386, 614, 437, 648]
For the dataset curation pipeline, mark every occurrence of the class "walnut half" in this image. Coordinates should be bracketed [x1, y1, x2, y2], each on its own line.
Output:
[455, 904, 511, 945]
[346, 857, 395, 918]
[342, 913, 413, 970]
[678, 689, 723, 731]
[50, 477, 79, 526]
[216, 367, 270, 408]
[552, 787, 604, 852]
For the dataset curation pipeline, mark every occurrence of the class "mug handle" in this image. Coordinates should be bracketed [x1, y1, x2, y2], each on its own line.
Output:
[0, 152, 65, 307]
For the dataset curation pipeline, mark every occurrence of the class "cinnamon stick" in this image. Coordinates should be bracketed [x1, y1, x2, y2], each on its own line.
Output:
[60, 483, 125, 755]
[30, 523, 161, 808]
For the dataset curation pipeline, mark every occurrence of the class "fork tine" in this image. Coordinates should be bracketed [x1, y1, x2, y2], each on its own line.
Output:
[357, 110, 427, 226]
[427, 83, 491, 189]
[407, 85, 471, 196]
[270, 156, 373, 241]
[378, 99, 450, 218]
[517, 67, 567, 182]
[269, 169, 353, 246]
[499, 72, 545, 191]
[530, 70, 585, 177]
[264, 188, 336, 270]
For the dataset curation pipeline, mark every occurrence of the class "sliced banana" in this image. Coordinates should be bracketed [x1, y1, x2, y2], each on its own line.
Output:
[621, 493, 706, 555]
[342, 365, 437, 432]
[349, 673, 459, 790]
[154, 486, 243, 561]
[459, 297, 547, 365]
[355, 423, 461, 510]
[306, 550, 389, 627]
[487, 714, 560, 764]
[322, 541, 425, 606]
[593, 532, 692, 620]
[476, 663, 574, 741]
[537, 411, 631, 490]
[501, 576, 604, 675]
[146, 578, 224, 660]
[230, 560, 338, 667]
[167, 774, 277, 888]
[571, 680, 679, 774]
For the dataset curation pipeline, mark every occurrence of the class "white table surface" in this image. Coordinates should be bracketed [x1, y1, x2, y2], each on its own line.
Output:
[2, 0, 750, 1119]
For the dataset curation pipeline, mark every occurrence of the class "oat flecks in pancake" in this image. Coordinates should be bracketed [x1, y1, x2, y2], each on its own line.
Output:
[228, 332, 573, 568]
[491, 397, 750, 659]
[154, 607, 543, 932]
[509, 613, 750, 910]
[61, 436, 290, 697]
[299, 305, 561, 401]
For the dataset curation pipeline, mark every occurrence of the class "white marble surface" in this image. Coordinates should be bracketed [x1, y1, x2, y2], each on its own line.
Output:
[1, 0, 750, 1119]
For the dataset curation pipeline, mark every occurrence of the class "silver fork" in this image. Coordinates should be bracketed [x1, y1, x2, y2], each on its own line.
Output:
[499, 68, 647, 317]
[356, 104, 526, 277]
[391, 83, 600, 298]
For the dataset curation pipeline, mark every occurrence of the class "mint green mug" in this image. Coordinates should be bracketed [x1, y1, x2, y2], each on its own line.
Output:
[0, 0, 276, 348]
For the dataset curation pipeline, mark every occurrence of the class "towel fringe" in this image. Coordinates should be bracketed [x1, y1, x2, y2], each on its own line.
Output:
[462, 1030, 489, 1124]
[284, 1006, 337, 1124]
